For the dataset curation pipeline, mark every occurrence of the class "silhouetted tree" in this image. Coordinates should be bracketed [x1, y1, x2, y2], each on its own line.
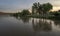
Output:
[37, 2, 42, 14]
[58, 10, 60, 12]
[32, 6, 34, 14]
[54, 12, 59, 16]
[21, 9, 30, 16]
[42, 3, 53, 14]
[32, 2, 38, 14]
[32, 2, 53, 15]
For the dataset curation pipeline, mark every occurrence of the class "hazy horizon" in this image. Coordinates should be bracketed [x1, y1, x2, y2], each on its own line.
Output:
[0, 0, 60, 13]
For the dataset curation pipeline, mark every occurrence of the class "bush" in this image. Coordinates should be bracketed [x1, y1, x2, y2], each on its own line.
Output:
[20, 9, 30, 16]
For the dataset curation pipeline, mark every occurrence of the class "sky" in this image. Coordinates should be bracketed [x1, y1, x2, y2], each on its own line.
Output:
[0, 0, 60, 13]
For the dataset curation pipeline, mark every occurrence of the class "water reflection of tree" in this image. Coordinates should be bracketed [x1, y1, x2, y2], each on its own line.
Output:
[14, 16, 30, 23]
[54, 20, 60, 27]
[20, 17, 30, 23]
[32, 18, 52, 31]
[14, 16, 20, 20]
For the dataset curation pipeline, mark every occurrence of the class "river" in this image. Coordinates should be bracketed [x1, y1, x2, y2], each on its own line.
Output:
[0, 15, 60, 36]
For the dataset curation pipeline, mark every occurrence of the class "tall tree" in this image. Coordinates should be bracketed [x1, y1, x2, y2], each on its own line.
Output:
[33, 2, 38, 14]
[42, 3, 53, 14]
[38, 2, 43, 14]
[32, 2, 53, 15]
[32, 6, 34, 14]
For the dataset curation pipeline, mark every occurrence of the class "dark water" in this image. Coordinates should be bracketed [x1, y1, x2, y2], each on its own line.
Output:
[0, 15, 60, 36]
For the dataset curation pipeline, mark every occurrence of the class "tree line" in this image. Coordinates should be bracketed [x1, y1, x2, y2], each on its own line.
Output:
[13, 2, 53, 16]
[13, 2, 60, 19]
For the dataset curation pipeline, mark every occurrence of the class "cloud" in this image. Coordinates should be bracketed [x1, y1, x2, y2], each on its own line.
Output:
[0, 0, 60, 12]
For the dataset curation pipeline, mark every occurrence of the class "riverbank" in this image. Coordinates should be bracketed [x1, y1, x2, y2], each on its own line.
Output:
[13, 14, 60, 21]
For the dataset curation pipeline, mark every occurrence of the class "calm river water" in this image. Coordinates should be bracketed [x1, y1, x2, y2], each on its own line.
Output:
[0, 15, 60, 36]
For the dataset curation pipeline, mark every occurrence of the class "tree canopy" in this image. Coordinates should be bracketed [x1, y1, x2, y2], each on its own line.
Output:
[32, 2, 53, 14]
[42, 3, 53, 13]
[21, 9, 30, 16]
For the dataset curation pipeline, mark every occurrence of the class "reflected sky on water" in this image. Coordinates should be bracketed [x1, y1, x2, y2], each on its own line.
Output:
[0, 15, 60, 36]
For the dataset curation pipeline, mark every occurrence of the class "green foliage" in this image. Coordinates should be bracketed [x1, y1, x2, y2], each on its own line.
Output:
[32, 6, 34, 14]
[13, 13, 18, 17]
[32, 2, 53, 14]
[53, 12, 60, 16]
[33, 2, 38, 9]
[13, 2, 53, 19]
[42, 3, 53, 14]
[32, 2, 38, 14]
[20, 9, 30, 16]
